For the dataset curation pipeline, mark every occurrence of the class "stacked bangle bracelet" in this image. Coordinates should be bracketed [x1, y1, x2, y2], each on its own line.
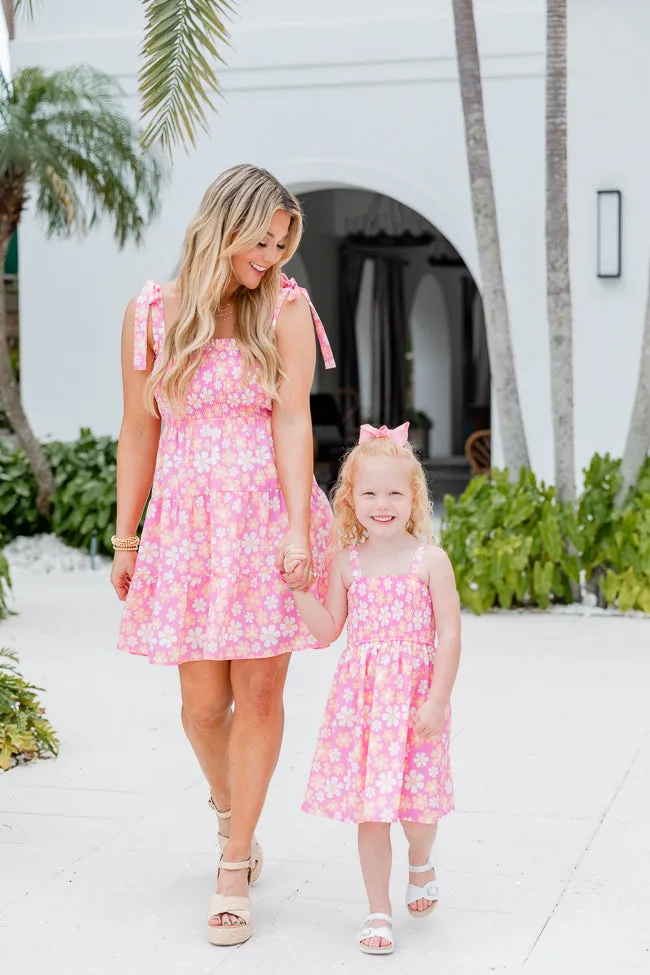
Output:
[111, 535, 140, 552]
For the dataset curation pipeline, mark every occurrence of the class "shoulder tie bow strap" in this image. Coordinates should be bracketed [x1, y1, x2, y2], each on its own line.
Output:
[275, 273, 336, 370]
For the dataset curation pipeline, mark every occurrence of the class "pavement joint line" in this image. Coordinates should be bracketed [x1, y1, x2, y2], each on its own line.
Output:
[519, 724, 650, 970]
[0, 783, 173, 795]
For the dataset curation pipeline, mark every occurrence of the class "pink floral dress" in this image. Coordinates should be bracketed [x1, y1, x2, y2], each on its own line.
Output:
[302, 544, 454, 824]
[117, 275, 335, 665]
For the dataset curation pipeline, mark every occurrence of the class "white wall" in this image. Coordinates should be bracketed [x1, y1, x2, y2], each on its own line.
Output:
[10, 0, 650, 487]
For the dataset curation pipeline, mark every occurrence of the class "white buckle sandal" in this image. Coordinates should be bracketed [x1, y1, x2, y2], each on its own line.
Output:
[208, 798, 264, 885]
[208, 857, 254, 947]
[406, 860, 439, 918]
[358, 913, 395, 955]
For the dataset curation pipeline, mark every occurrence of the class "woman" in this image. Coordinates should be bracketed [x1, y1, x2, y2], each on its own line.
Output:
[110, 164, 335, 946]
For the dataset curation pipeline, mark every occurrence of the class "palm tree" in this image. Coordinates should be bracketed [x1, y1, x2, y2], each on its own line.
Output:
[0, 66, 162, 515]
[15, 0, 235, 155]
[451, 0, 530, 475]
[546, 0, 575, 503]
[618, 292, 650, 501]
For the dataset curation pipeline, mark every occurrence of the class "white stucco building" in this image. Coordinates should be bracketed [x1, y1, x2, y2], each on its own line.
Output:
[8, 0, 650, 488]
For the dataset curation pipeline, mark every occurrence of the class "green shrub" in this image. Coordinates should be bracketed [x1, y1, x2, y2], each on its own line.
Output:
[0, 437, 43, 544]
[46, 429, 120, 555]
[0, 648, 59, 771]
[442, 468, 580, 614]
[0, 549, 12, 621]
[444, 455, 650, 615]
[582, 456, 650, 613]
[0, 429, 128, 555]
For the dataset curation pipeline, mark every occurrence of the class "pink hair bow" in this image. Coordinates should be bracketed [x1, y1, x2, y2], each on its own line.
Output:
[359, 422, 410, 446]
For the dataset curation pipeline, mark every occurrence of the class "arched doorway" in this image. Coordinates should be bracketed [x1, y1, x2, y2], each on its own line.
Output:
[286, 186, 490, 494]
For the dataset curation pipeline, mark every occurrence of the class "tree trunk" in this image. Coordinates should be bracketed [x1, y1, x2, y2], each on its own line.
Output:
[546, 0, 575, 503]
[618, 273, 650, 502]
[451, 0, 530, 476]
[0, 186, 54, 518]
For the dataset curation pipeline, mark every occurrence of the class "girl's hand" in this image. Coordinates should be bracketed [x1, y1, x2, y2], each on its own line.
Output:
[414, 699, 448, 740]
[283, 546, 308, 575]
[275, 529, 314, 591]
[110, 550, 138, 601]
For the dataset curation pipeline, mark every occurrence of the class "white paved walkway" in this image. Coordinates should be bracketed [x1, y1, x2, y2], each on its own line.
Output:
[0, 569, 648, 974]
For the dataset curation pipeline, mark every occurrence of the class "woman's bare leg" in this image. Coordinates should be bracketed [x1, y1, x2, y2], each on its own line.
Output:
[179, 660, 233, 812]
[212, 652, 291, 927]
[358, 822, 393, 949]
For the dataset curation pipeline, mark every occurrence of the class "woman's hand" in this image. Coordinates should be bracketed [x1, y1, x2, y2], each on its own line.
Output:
[414, 698, 448, 741]
[275, 529, 314, 592]
[110, 550, 138, 601]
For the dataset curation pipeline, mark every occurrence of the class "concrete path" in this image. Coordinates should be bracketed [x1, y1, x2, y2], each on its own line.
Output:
[0, 569, 648, 974]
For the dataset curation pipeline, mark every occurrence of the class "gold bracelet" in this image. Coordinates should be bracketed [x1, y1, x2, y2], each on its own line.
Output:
[111, 534, 140, 552]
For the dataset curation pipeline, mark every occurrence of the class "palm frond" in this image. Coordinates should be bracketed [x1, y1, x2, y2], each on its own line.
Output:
[14, 0, 39, 20]
[140, 0, 234, 154]
[0, 65, 165, 248]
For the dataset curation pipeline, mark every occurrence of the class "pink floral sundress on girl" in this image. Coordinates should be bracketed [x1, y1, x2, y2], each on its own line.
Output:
[117, 274, 335, 664]
[302, 544, 454, 823]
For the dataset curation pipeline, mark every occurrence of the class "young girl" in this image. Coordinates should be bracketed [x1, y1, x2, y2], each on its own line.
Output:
[283, 422, 461, 955]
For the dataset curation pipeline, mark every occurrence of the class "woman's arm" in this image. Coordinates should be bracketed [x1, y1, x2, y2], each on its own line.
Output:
[272, 292, 318, 591]
[291, 554, 348, 645]
[111, 300, 161, 600]
[414, 546, 461, 738]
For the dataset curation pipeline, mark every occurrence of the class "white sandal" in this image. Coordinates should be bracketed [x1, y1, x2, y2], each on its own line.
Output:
[207, 857, 254, 947]
[358, 913, 395, 955]
[406, 860, 439, 918]
[208, 798, 264, 885]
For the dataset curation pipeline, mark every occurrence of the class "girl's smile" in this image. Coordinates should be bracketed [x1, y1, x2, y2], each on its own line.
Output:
[353, 457, 414, 538]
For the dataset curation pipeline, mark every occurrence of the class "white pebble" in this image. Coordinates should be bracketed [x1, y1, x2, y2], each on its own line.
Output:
[4, 534, 110, 574]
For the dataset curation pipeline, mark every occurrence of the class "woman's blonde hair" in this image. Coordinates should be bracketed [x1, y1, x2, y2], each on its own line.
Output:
[331, 435, 433, 549]
[145, 164, 303, 414]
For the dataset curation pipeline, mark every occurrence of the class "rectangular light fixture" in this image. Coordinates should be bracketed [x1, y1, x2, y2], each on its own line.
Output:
[597, 190, 622, 279]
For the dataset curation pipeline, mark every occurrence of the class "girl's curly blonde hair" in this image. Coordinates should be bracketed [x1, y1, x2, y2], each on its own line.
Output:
[331, 435, 433, 549]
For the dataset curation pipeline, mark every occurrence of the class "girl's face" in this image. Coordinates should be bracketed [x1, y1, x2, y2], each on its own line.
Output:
[230, 210, 291, 290]
[352, 456, 413, 540]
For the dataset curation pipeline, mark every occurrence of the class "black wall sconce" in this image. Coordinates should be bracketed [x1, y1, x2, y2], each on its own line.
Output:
[597, 189, 622, 278]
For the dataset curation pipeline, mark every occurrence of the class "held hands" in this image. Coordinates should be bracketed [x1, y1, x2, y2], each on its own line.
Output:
[275, 531, 315, 592]
[414, 698, 449, 741]
[283, 545, 309, 575]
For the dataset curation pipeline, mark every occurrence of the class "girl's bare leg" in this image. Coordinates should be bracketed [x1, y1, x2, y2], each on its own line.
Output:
[400, 819, 438, 912]
[358, 822, 393, 949]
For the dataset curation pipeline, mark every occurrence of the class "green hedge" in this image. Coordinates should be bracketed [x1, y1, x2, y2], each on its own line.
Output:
[442, 454, 650, 614]
[1, 431, 648, 614]
[0, 549, 11, 621]
[0, 429, 123, 555]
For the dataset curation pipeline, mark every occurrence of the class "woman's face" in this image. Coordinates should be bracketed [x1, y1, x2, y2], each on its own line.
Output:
[230, 209, 291, 290]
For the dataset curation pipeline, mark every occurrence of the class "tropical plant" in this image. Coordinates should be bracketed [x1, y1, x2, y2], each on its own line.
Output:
[0, 547, 12, 620]
[0, 646, 59, 771]
[451, 0, 530, 477]
[442, 468, 580, 614]
[0, 65, 162, 517]
[0, 429, 141, 555]
[546, 0, 575, 504]
[15, 0, 235, 154]
[580, 454, 650, 612]
[0, 435, 43, 542]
